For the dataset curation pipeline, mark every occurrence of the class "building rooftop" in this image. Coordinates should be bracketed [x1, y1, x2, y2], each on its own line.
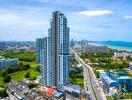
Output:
[54, 92, 63, 97]
[100, 73, 116, 83]
[129, 62, 132, 65]
[64, 85, 82, 94]
[47, 88, 56, 94]
[118, 76, 132, 79]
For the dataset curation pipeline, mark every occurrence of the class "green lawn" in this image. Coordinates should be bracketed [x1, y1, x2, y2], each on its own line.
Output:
[0, 50, 40, 89]
[20, 61, 39, 68]
[10, 68, 40, 82]
[0, 68, 40, 88]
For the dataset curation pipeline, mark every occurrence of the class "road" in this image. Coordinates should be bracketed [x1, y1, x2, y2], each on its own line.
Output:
[83, 66, 96, 100]
[74, 51, 107, 100]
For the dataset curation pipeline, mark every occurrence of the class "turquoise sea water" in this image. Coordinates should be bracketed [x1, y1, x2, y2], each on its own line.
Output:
[89, 41, 132, 52]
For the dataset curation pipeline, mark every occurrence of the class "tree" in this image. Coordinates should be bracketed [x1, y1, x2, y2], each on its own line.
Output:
[24, 64, 31, 69]
[3, 75, 11, 83]
[1, 70, 8, 77]
[28, 83, 37, 89]
[95, 71, 100, 78]
[35, 65, 40, 72]
[25, 72, 30, 78]
[0, 89, 8, 98]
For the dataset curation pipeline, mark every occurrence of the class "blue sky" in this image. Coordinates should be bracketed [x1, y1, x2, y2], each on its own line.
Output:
[0, 0, 132, 41]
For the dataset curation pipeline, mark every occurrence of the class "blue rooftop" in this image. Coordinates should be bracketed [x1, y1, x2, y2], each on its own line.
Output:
[100, 73, 115, 83]
[118, 76, 132, 79]
[54, 92, 63, 97]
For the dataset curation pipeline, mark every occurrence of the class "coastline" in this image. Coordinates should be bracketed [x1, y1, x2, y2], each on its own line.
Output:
[88, 43, 132, 52]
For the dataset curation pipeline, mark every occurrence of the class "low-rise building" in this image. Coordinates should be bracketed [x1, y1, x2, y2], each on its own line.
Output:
[0, 58, 19, 69]
[113, 52, 132, 59]
[64, 85, 82, 100]
[129, 62, 132, 70]
[100, 71, 132, 92]
[43, 87, 64, 100]
[8, 80, 64, 100]
[83, 45, 109, 53]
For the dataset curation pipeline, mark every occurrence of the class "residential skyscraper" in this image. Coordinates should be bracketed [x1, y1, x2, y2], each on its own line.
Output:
[36, 38, 45, 62]
[40, 37, 48, 86]
[40, 11, 70, 91]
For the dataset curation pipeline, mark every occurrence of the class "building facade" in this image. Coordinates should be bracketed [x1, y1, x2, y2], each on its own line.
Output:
[40, 11, 70, 91]
[48, 11, 70, 90]
[0, 58, 19, 69]
[36, 38, 45, 62]
[40, 37, 48, 86]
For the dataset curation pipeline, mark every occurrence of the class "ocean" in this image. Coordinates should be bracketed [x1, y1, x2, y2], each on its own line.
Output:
[89, 41, 132, 52]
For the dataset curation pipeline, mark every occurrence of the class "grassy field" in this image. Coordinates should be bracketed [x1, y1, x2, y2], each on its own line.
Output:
[0, 50, 40, 89]
[0, 61, 40, 88]
[20, 61, 39, 68]
[10, 68, 40, 82]
[0, 77, 7, 88]
[0, 62, 40, 88]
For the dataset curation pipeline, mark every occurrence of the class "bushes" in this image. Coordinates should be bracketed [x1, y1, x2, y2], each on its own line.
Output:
[69, 67, 84, 88]
[28, 83, 37, 89]
[25, 72, 30, 78]
[3, 75, 11, 83]
[0, 63, 31, 78]
[80, 52, 113, 59]
[94, 69, 100, 78]
[0, 89, 8, 98]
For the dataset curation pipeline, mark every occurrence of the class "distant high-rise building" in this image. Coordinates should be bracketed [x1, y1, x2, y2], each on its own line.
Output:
[40, 11, 70, 90]
[36, 38, 45, 62]
[70, 39, 75, 47]
[0, 42, 7, 50]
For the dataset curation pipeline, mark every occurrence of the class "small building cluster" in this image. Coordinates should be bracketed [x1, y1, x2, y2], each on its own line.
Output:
[8, 80, 64, 100]
[0, 58, 19, 69]
[7, 80, 87, 100]
[99, 70, 132, 93]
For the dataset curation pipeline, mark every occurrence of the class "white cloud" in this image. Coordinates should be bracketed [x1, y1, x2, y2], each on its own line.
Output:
[124, 16, 132, 20]
[0, 13, 49, 30]
[0, 14, 21, 22]
[78, 10, 113, 17]
[37, 0, 50, 3]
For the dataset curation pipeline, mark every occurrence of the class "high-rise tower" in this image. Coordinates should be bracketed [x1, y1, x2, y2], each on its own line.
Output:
[40, 11, 70, 90]
[48, 11, 70, 90]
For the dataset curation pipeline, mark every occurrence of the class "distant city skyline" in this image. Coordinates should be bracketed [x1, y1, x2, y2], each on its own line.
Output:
[0, 0, 132, 41]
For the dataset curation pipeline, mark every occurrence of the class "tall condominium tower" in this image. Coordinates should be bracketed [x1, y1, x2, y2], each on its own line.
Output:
[40, 11, 70, 90]
[40, 37, 47, 86]
[36, 38, 45, 62]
